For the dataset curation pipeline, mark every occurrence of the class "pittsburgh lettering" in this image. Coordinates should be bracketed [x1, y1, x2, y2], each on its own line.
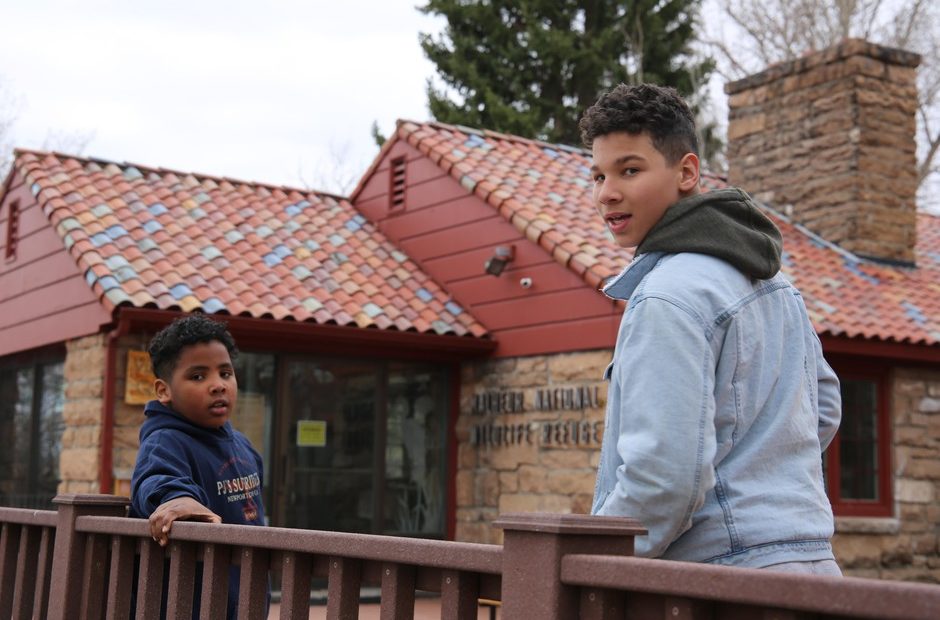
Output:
[216, 473, 261, 497]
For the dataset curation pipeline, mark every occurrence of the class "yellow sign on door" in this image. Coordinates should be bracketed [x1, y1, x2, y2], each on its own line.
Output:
[297, 420, 327, 447]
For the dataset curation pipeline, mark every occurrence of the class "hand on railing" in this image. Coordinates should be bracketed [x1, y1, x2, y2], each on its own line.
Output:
[148, 496, 221, 546]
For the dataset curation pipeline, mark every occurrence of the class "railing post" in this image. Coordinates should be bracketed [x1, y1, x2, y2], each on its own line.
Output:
[494, 513, 645, 620]
[46, 493, 130, 620]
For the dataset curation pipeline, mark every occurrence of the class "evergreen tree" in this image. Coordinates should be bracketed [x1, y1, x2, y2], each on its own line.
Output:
[419, 0, 715, 150]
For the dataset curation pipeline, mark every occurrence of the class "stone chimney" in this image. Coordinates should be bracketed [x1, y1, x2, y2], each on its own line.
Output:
[725, 39, 921, 264]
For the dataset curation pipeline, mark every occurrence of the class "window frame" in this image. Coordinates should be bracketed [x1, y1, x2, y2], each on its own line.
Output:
[271, 353, 453, 538]
[825, 359, 893, 517]
[0, 345, 67, 508]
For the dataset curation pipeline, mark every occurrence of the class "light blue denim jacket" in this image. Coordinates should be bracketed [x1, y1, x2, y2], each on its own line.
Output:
[592, 250, 841, 567]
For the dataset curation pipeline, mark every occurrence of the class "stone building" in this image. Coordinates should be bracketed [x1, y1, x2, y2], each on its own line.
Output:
[1, 39, 938, 581]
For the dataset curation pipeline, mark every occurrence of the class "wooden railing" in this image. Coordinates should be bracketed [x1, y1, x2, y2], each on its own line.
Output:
[2, 494, 940, 619]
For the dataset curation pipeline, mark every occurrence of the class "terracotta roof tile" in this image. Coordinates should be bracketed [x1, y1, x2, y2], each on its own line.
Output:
[395, 120, 940, 347]
[14, 150, 486, 339]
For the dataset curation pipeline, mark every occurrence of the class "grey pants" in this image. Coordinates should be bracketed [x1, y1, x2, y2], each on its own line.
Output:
[764, 559, 843, 576]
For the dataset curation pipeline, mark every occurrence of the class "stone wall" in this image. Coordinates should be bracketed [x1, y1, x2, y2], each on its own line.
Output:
[59, 333, 107, 493]
[726, 39, 920, 264]
[455, 350, 611, 543]
[833, 367, 940, 582]
[59, 332, 153, 495]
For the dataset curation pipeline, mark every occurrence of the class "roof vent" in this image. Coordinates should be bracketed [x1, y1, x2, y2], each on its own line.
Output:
[389, 156, 406, 211]
[5, 200, 19, 259]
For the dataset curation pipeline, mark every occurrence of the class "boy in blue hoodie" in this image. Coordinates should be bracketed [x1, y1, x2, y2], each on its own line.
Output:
[130, 314, 266, 617]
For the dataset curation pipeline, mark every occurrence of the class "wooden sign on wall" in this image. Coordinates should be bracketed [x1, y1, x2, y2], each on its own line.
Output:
[125, 350, 156, 405]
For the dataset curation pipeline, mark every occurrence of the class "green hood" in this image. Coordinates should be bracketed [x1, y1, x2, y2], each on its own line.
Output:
[636, 187, 783, 279]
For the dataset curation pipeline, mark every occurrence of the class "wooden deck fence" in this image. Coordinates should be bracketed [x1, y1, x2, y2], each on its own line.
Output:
[1, 494, 939, 619]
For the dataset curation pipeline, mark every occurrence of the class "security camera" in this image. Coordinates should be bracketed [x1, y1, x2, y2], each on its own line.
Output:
[519, 277, 533, 289]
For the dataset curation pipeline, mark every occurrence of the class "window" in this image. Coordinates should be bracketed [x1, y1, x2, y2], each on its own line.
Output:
[0, 350, 66, 508]
[825, 363, 892, 517]
[230, 351, 276, 516]
[5, 200, 19, 259]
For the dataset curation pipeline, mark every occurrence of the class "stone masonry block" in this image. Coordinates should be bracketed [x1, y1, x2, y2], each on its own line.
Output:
[62, 399, 102, 426]
[727, 114, 766, 141]
[112, 447, 138, 471]
[518, 465, 546, 493]
[905, 459, 940, 480]
[538, 494, 575, 513]
[546, 469, 593, 495]
[115, 402, 145, 426]
[61, 426, 100, 450]
[832, 533, 884, 568]
[112, 425, 140, 449]
[484, 441, 540, 470]
[482, 470, 500, 507]
[498, 471, 519, 493]
[547, 350, 611, 383]
[571, 493, 593, 515]
[455, 522, 492, 544]
[65, 378, 103, 399]
[59, 447, 100, 482]
[920, 398, 940, 413]
[498, 493, 541, 514]
[539, 448, 590, 469]
[897, 479, 936, 503]
[455, 470, 475, 507]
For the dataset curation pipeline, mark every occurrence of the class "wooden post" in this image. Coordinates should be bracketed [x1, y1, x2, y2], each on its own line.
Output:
[494, 513, 645, 620]
[46, 494, 130, 620]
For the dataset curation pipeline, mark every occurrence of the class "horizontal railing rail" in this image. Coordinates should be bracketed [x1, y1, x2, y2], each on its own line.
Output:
[561, 553, 940, 619]
[76, 515, 504, 618]
[3, 494, 940, 619]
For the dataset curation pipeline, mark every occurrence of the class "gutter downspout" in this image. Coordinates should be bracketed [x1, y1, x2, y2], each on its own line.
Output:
[99, 311, 131, 493]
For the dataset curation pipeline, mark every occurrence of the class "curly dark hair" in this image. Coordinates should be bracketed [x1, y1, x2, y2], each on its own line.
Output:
[579, 83, 698, 163]
[148, 314, 238, 380]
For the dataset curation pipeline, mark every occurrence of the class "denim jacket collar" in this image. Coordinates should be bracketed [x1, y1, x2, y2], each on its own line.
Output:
[602, 252, 665, 301]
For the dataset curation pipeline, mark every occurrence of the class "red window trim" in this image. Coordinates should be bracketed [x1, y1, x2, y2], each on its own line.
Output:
[826, 359, 893, 517]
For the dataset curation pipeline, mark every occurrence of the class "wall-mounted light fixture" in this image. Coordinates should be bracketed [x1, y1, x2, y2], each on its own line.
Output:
[484, 245, 515, 276]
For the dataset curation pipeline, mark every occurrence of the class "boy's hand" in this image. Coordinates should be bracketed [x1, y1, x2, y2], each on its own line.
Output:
[149, 497, 221, 546]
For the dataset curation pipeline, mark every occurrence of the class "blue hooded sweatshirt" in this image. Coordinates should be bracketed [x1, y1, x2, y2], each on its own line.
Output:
[130, 400, 266, 618]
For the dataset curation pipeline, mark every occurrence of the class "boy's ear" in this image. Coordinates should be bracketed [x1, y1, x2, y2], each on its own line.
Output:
[677, 152, 700, 194]
[154, 378, 172, 404]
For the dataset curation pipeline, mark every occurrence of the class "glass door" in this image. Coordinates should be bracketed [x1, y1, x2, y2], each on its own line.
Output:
[279, 359, 381, 532]
[276, 357, 449, 536]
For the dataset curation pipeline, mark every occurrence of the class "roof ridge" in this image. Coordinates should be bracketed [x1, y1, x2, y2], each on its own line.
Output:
[404, 118, 591, 156]
[12, 147, 348, 202]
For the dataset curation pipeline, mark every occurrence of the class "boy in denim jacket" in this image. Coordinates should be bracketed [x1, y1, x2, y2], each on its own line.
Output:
[584, 84, 842, 574]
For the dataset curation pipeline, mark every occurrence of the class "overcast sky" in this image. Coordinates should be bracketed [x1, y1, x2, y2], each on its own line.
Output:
[3, 1, 936, 212]
[0, 0, 445, 194]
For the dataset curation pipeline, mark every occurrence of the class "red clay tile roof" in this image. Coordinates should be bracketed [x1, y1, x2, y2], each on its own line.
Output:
[13, 150, 486, 338]
[390, 120, 940, 347]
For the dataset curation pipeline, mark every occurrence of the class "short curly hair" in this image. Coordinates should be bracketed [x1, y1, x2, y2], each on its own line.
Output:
[579, 83, 698, 164]
[148, 314, 238, 380]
